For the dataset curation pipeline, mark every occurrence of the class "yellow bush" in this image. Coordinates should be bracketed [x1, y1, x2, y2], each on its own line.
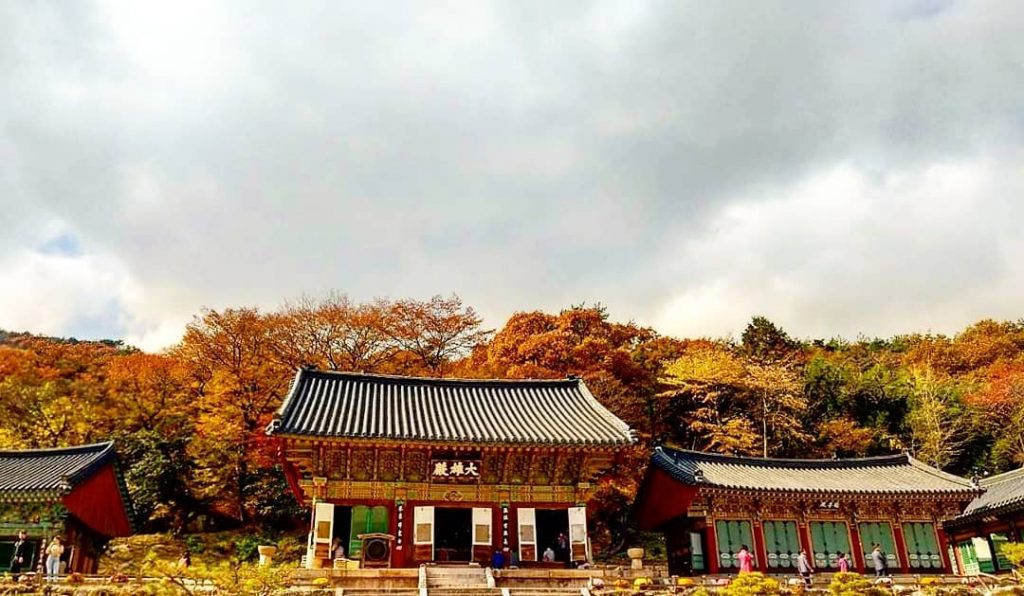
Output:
[312, 576, 330, 586]
[827, 571, 888, 596]
[721, 572, 782, 596]
[677, 577, 696, 586]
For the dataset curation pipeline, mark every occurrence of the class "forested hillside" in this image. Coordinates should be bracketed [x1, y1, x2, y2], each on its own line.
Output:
[1, 294, 1022, 551]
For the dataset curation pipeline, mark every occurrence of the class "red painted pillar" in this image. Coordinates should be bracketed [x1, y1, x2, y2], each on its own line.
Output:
[935, 524, 953, 574]
[849, 521, 865, 572]
[798, 521, 814, 565]
[706, 518, 719, 575]
[753, 521, 768, 571]
[892, 522, 910, 574]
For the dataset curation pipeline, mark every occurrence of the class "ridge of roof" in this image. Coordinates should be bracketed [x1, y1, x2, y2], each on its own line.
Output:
[0, 441, 114, 458]
[298, 368, 582, 386]
[981, 466, 1024, 487]
[658, 445, 911, 469]
[905, 455, 978, 488]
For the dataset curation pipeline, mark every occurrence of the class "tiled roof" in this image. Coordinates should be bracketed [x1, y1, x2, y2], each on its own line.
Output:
[952, 467, 1024, 523]
[0, 442, 116, 498]
[651, 446, 978, 494]
[268, 368, 635, 446]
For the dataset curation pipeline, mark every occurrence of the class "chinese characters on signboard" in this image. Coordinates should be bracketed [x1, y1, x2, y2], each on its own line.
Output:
[430, 460, 481, 483]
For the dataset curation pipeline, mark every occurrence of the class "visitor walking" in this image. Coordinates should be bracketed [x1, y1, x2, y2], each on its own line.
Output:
[9, 530, 29, 575]
[542, 546, 556, 562]
[45, 536, 64, 581]
[797, 549, 814, 587]
[871, 544, 888, 578]
[837, 552, 850, 573]
[736, 544, 754, 573]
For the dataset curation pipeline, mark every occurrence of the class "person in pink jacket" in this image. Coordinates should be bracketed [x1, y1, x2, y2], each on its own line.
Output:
[837, 552, 850, 572]
[737, 545, 754, 573]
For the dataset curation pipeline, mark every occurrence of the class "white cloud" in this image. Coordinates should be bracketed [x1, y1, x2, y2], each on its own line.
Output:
[651, 157, 1024, 340]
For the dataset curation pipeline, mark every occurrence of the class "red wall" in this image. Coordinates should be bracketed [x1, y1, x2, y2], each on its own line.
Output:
[62, 464, 133, 538]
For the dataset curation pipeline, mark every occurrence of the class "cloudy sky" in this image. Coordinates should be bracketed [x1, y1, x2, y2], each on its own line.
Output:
[3, 0, 1023, 351]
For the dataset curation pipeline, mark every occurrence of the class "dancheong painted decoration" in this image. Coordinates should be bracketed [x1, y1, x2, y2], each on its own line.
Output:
[266, 367, 635, 569]
[634, 446, 981, 576]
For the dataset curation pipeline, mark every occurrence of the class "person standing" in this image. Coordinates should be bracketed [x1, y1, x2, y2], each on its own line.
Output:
[837, 552, 850, 573]
[871, 544, 888, 578]
[736, 545, 754, 573]
[9, 531, 29, 575]
[45, 536, 64, 581]
[797, 549, 814, 587]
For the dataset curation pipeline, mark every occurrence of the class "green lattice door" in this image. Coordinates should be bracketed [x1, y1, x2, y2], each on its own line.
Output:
[858, 522, 899, 570]
[809, 521, 850, 569]
[715, 520, 754, 569]
[348, 505, 389, 558]
[902, 522, 941, 570]
[762, 520, 800, 569]
[957, 541, 980, 575]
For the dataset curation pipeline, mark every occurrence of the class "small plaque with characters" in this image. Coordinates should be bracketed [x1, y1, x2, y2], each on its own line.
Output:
[430, 459, 481, 483]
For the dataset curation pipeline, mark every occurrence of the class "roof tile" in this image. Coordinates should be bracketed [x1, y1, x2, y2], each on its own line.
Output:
[269, 368, 635, 446]
[652, 446, 977, 494]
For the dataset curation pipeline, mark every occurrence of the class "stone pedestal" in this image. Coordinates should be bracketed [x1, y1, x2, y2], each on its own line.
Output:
[258, 545, 278, 566]
[628, 547, 645, 570]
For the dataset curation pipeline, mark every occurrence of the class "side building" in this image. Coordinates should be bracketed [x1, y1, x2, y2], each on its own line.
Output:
[944, 466, 1024, 575]
[266, 368, 635, 569]
[0, 442, 134, 574]
[635, 446, 980, 576]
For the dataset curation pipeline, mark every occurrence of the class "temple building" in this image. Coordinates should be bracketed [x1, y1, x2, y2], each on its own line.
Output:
[944, 466, 1024, 574]
[0, 442, 134, 574]
[635, 446, 980, 576]
[266, 368, 635, 569]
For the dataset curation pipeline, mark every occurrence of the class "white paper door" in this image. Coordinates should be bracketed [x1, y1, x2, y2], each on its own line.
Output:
[568, 506, 589, 562]
[307, 502, 334, 569]
[414, 506, 435, 560]
[473, 508, 492, 546]
[518, 507, 537, 562]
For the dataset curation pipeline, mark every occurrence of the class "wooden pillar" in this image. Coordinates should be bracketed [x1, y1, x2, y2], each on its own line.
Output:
[935, 524, 953, 574]
[849, 520, 865, 572]
[892, 522, 910, 574]
[752, 520, 768, 572]
[798, 521, 813, 563]
[706, 517, 719, 574]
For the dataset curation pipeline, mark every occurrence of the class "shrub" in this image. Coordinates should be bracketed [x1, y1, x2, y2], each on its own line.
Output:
[827, 572, 888, 596]
[1001, 543, 1024, 570]
[721, 572, 782, 596]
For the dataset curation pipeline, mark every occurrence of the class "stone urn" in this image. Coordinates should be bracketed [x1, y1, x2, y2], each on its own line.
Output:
[257, 545, 278, 566]
[627, 547, 645, 570]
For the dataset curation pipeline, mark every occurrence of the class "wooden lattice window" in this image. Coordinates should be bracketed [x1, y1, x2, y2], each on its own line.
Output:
[858, 521, 899, 569]
[762, 520, 800, 569]
[902, 522, 941, 569]
[809, 521, 850, 569]
[714, 520, 754, 569]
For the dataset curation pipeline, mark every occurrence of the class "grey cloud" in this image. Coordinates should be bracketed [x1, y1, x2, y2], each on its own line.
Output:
[2, 0, 1023, 345]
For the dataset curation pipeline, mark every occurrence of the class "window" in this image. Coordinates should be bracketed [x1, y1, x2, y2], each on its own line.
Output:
[715, 520, 754, 569]
[809, 521, 850, 569]
[762, 520, 800, 569]
[858, 522, 899, 569]
[902, 522, 941, 569]
[991, 533, 1012, 571]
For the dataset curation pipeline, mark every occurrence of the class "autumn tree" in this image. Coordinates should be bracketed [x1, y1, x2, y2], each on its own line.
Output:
[175, 308, 293, 523]
[388, 294, 491, 376]
[272, 293, 398, 372]
[905, 368, 967, 469]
